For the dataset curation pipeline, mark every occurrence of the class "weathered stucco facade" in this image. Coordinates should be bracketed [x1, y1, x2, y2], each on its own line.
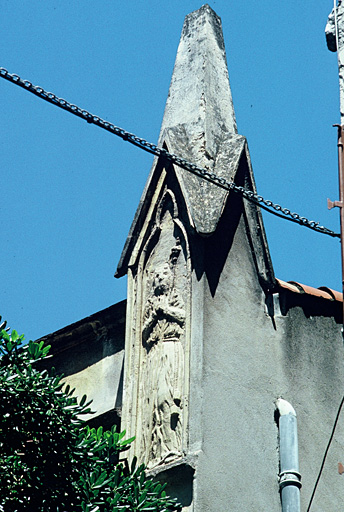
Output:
[41, 5, 344, 511]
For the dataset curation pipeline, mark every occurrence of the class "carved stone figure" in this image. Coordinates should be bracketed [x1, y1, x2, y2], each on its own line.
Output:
[140, 238, 186, 467]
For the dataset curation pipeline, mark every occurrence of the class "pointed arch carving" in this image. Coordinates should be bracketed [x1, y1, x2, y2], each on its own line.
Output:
[130, 187, 191, 469]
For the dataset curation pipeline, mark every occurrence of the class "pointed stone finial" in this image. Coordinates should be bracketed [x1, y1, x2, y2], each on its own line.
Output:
[156, 4, 246, 235]
[159, 4, 237, 161]
[116, 5, 250, 276]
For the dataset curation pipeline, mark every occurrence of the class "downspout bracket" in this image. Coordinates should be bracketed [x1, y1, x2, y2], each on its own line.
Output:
[279, 470, 302, 490]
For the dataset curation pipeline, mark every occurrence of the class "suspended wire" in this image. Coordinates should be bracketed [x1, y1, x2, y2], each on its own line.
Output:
[0, 67, 339, 239]
[306, 393, 344, 512]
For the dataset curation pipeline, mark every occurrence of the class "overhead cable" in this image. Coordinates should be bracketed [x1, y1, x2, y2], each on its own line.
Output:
[306, 393, 344, 512]
[0, 67, 339, 239]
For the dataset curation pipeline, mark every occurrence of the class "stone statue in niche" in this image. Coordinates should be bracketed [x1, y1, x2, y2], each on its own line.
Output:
[141, 237, 186, 467]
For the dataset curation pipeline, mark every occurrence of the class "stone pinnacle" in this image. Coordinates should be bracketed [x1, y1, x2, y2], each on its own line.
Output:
[158, 4, 238, 165]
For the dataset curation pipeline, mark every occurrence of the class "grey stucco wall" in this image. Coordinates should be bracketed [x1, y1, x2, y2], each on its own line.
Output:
[40, 301, 126, 428]
[61, 350, 124, 422]
[189, 212, 344, 512]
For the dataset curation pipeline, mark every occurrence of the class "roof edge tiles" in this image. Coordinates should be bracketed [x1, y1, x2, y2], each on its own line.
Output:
[318, 286, 343, 302]
[276, 279, 343, 302]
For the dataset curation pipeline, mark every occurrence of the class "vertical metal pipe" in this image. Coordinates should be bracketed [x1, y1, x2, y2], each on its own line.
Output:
[327, 0, 344, 331]
[328, 125, 344, 332]
[276, 398, 301, 512]
[336, 125, 344, 331]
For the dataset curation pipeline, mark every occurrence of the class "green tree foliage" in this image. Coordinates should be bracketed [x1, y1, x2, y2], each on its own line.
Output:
[0, 328, 181, 512]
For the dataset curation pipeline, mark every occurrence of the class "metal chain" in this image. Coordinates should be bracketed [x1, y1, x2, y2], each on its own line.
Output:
[0, 67, 339, 239]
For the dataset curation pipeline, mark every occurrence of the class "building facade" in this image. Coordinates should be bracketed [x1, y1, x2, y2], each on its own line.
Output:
[41, 5, 344, 511]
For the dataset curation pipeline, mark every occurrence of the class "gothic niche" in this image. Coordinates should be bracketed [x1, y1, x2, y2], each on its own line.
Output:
[138, 193, 188, 468]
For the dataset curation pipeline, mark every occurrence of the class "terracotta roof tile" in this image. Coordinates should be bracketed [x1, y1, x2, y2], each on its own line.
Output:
[276, 279, 343, 302]
[318, 286, 343, 302]
[275, 279, 300, 294]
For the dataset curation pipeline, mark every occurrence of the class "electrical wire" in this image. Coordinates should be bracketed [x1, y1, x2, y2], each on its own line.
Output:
[306, 393, 344, 512]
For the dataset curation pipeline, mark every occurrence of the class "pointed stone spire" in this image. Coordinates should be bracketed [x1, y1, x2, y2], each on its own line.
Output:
[157, 4, 245, 235]
[158, 4, 237, 153]
[116, 8, 275, 482]
[116, 4, 250, 276]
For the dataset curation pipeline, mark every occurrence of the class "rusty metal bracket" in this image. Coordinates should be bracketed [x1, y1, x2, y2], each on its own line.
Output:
[327, 198, 344, 209]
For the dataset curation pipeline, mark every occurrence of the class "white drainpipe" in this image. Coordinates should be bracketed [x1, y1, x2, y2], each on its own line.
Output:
[276, 398, 302, 512]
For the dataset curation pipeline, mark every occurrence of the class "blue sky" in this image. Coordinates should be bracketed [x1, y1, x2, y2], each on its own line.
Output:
[1, 1, 341, 340]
